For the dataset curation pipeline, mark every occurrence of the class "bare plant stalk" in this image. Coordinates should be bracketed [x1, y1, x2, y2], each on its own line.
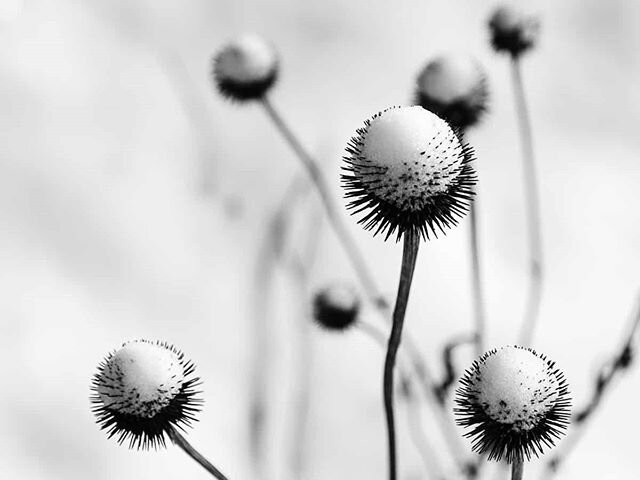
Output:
[284, 201, 323, 480]
[511, 460, 524, 480]
[249, 177, 307, 477]
[384, 231, 420, 480]
[458, 129, 487, 358]
[544, 291, 640, 478]
[357, 321, 443, 480]
[469, 202, 487, 357]
[168, 426, 230, 480]
[510, 58, 544, 347]
[260, 96, 384, 307]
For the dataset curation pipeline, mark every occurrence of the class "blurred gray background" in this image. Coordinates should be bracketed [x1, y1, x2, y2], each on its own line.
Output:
[0, 0, 639, 479]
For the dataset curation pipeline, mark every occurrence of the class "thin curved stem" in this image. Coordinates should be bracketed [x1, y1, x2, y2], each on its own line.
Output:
[384, 231, 420, 480]
[260, 96, 385, 308]
[511, 460, 524, 480]
[357, 321, 443, 480]
[510, 57, 544, 347]
[543, 291, 640, 478]
[168, 426, 230, 480]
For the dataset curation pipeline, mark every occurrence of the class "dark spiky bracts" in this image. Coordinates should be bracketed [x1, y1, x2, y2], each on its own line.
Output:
[212, 55, 278, 102]
[90, 340, 203, 450]
[454, 346, 571, 464]
[342, 107, 476, 242]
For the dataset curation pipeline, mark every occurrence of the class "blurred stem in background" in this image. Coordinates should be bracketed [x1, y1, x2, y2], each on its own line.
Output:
[260, 96, 384, 307]
[543, 291, 640, 479]
[384, 231, 420, 480]
[459, 130, 487, 359]
[249, 176, 308, 479]
[510, 57, 544, 347]
[168, 426, 231, 480]
[282, 193, 324, 480]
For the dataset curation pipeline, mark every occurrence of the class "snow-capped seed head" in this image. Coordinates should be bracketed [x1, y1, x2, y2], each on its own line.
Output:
[342, 105, 476, 241]
[313, 283, 360, 331]
[415, 54, 488, 130]
[454, 346, 571, 464]
[91, 340, 202, 449]
[212, 34, 278, 101]
[488, 5, 540, 56]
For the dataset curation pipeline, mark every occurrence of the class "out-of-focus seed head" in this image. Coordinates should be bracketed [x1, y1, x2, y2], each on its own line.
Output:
[454, 346, 571, 463]
[90, 340, 202, 449]
[313, 283, 360, 331]
[488, 5, 540, 57]
[415, 54, 489, 130]
[342, 105, 476, 241]
[212, 34, 278, 102]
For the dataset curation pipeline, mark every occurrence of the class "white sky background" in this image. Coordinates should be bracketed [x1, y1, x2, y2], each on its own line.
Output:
[0, 0, 639, 479]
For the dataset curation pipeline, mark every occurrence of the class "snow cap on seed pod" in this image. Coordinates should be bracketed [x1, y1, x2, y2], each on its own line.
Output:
[415, 54, 489, 130]
[488, 4, 540, 57]
[454, 345, 571, 463]
[313, 283, 360, 331]
[342, 105, 476, 241]
[212, 34, 278, 101]
[90, 339, 202, 449]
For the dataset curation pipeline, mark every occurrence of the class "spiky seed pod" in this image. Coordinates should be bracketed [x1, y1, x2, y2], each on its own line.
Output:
[212, 34, 278, 102]
[454, 346, 571, 464]
[342, 105, 476, 241]
[313, 283, 360, 331]
[415, 54, 489, 130]
[90, 340, 202, 450]
[488, 5, 540, 57]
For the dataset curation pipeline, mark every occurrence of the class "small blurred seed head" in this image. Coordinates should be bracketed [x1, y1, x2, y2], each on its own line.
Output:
[313, 283, 360, 331]
[212, 34, 278, 102]
[454, 345, 571, 463]
[342, 105, 476, 241]
[415, 54, 489, 130]
[488, 5, 540, 57]
[91, 339, 202, 449]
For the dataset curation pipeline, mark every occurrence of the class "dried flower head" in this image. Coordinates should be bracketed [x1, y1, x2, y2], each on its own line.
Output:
[313, 283, 360, 331]
[415, 54, 488, 130]
[342, 105, 475, 241]
[488, 5, 540, 57]
[91, 340, 202, 449]
[454, 346, 571, 463]
[212, 34, 278, 101]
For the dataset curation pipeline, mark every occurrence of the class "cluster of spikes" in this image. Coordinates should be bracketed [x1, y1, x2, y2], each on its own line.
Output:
[342, 106, 476, 242]
[90, 340, 203, 450]
[454, 346, 571, 464]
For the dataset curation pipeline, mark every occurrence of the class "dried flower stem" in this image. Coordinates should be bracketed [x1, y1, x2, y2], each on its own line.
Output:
[511, 460, 524, 480]
[469, 202, 487, 357]
[261, 96, 384, 306]
[459, 129, 487, 358]
[168, 426, 230, 480]
[249, 176, 308, 476]
[357, 320, 444, 480]
[510, 57, 543, 347]
[544, 291, 640, 477]
[384, 231, 420, 480]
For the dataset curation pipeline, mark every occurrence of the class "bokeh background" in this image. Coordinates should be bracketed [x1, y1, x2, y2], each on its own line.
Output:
[1, 0, 639, 479]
